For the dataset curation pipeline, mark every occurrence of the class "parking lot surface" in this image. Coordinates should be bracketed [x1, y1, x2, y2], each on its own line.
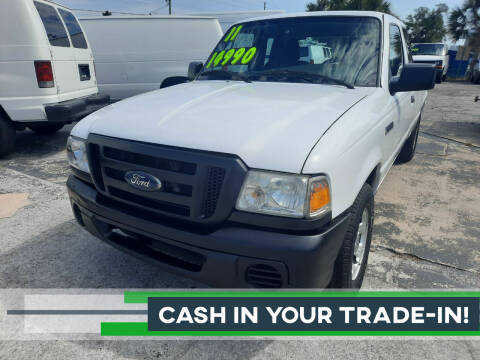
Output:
[0, 82, 479, 358]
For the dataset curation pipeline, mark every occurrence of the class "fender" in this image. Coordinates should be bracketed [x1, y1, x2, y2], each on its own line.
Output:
[302, 89, 386, 217]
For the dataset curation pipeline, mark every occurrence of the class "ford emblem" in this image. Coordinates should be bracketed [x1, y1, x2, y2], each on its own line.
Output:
[124, 171, 162, 192]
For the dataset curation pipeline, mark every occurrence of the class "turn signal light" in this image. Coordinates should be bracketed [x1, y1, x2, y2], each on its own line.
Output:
[309, 178, 331, 216]
[34, 61, 54, 88]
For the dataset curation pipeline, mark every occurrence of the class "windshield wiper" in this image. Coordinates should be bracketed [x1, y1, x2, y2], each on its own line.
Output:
[198, 70, 251, 83]
[253, 69, 355, 89]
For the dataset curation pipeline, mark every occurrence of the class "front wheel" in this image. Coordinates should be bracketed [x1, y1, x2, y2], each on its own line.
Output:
[329, 183, 374, 289]
[435, 71, 443, 83]
[29, 123, 64, 134]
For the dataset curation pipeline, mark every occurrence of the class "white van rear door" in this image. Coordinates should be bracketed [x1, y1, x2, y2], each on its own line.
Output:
[33, 1, 95, 99]
[57, 8, 97, 92]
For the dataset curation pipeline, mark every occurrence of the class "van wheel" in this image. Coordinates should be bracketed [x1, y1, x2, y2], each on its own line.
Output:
[396, 118, 420, 164]
[442, 74, 447, 82]
[435, 71, 442, 83]
[329, 183, 374, 289]
[474, 72, 480, 84]
[0, 116, 16, 158]
[29, 123, 64, 134]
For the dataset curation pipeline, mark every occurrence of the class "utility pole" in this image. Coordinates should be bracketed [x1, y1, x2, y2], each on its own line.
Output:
[264, 1, 266, 10]
[166, 0, 171, 15]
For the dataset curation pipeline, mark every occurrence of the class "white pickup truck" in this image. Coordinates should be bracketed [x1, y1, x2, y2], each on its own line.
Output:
[66, 12, 435, 288]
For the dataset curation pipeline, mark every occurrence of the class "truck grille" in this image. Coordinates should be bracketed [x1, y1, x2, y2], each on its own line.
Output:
[87, 134, 247, 226]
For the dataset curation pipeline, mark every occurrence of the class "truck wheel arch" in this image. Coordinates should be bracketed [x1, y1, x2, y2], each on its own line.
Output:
[337, 147, 383, 217]
[366, 164, 380, 189]
[0, 105, 12, 122]
[0, 105, 24, 130]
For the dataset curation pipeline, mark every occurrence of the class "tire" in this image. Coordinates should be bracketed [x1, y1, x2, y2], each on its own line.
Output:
[396, 118, 420, 164]
[29, 123, 64, 134]
[0, 115, 16, 158]
[435, 71, 442, 83]
[329, 183, 374, 289]
[474, 71, 480, 84]
[442, 74, 446, 82]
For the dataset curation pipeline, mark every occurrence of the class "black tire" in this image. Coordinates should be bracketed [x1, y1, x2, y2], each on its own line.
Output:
[435, 71, 442, 83]
[329, 183, 374, 289]
[442, 74, 446, 82]
[396, 118, 420, 164]
[29, 123, 64, 134]
[474, 72, 480, 84]
[0, 115, 16, 158]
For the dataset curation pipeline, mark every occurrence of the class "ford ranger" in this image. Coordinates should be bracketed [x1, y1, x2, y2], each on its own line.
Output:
[66, 12, 436, 288]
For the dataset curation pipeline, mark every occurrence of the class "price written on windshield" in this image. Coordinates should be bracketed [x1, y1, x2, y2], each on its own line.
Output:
[205, 47, 257, 68]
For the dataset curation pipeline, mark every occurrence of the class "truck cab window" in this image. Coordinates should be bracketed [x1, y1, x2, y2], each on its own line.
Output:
[201, 17, 381, 87]
[389, 24, 404, 78]
[34, 1, 70, 47]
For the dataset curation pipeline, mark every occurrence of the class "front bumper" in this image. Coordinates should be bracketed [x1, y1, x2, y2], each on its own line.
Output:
[44, 93, 110, 123]
[67, 175, 350, 288]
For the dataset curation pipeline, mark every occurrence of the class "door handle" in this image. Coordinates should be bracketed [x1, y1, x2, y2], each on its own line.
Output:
[385, 122, 394, 135]
[411, 95, 415, 103]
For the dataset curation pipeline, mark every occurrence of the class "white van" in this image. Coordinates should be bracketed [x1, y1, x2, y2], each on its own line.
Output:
[79, 16, 223, 101]
[0, 0, 109, 157]
[188, 10, 286, 32]
[412, 43, 449, 83]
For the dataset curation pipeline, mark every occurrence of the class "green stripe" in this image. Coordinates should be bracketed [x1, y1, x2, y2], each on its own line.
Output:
[101, 322, 480, 337]
[124, 291, 480, 304]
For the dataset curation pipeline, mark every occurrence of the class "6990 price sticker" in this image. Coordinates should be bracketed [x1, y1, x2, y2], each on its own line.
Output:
[205, 47, 257, 68]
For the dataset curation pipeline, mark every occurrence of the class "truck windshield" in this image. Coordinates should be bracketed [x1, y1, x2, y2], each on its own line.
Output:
[412, 44, 445, 56]
[198, 16, 381, 88]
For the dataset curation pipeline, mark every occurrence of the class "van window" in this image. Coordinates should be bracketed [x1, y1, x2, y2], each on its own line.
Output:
[58, 9, 88, 49]
[34, 1, 70, 47]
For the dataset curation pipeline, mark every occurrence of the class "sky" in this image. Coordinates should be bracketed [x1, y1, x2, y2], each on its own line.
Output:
[56, 0, 465, 20]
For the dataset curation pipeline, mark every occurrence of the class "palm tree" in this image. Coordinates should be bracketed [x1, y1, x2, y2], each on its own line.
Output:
[448, 0, 480, 50]
[306, 0, 392, 14]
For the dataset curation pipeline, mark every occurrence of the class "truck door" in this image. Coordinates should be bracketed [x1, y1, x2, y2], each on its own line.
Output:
[388, 24, 411, 152]
[400, 26, 423, 133]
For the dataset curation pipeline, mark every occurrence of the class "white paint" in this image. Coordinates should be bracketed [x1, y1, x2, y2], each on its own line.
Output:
[79, 16, 223, 101]
[0, 0, 99, 122]
[71, 11, 427, 219]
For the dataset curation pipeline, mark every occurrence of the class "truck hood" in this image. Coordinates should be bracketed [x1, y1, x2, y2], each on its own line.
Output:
[74, 81, 372, 173]
[412, 55, 442, 62]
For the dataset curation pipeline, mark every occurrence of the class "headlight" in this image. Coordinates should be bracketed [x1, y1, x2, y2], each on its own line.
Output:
[67, 136, 90, 174]
[236, 170, 331, 218]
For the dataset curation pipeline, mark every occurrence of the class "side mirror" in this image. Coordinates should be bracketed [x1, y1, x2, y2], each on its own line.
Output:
[188, 61, 203, 81]
[389, 63, 436, 94]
